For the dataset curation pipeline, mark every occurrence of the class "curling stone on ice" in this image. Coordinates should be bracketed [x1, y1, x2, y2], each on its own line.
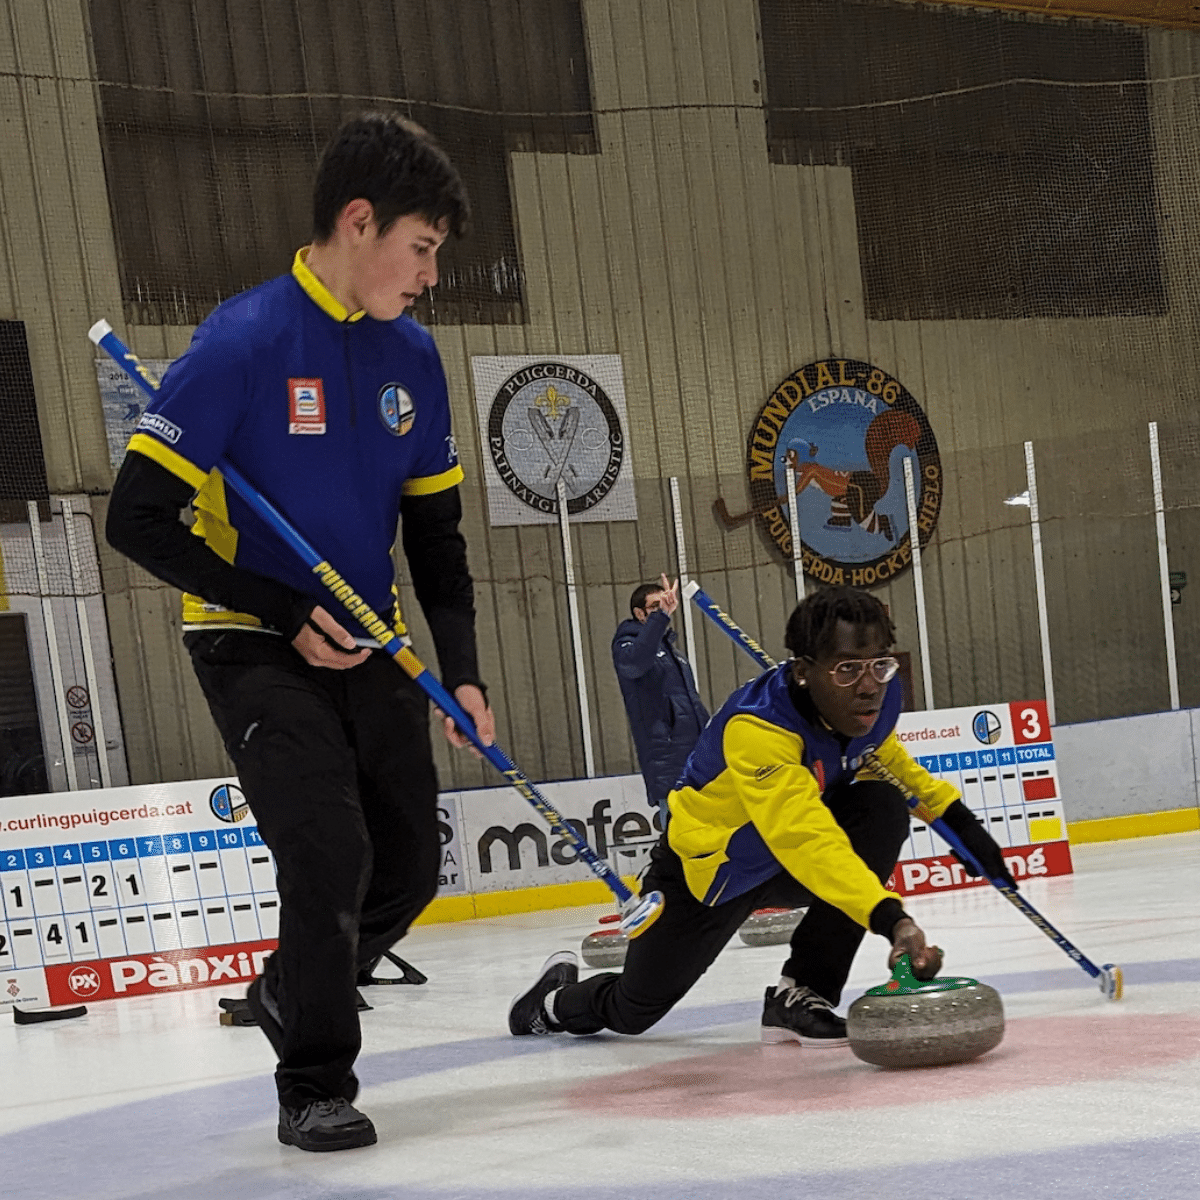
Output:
[846, 954, 1004, 1068]
[581, 913, 628, 968]
[738, 906, 806, 947]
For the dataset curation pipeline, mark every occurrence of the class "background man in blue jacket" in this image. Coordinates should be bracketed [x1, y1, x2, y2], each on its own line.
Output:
[612, 575, 709, 822]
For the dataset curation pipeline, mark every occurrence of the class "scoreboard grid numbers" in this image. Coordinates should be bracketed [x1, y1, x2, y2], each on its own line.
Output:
[891, 699, 1071, 894]
[905, 742, 1066, 858]
[1, 826, 278, 975]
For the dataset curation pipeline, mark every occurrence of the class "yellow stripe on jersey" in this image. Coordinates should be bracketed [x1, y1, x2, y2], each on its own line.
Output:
[401, 463, 465, 496]
[180, 607, 266, 630]
[292, 247, 366, 323]
[127, 434, 209, 492]
[182, 469, 261, 627]
[192, 471, 237, 563]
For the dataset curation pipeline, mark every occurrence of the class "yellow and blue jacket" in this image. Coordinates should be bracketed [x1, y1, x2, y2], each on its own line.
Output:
[125, 248, 463, 635]
[667, 664, 959, 929]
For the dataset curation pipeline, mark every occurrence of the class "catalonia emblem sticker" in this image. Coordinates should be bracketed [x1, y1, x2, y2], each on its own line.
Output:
[972, 710, 1003, 745]
[378, 383, 415, 436]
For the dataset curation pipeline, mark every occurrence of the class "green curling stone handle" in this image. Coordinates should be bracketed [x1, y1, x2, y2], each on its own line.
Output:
[867, 953, 981, 996]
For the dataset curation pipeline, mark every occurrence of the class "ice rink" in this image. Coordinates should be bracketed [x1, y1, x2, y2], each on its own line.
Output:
[2, 832, 1197, 1200]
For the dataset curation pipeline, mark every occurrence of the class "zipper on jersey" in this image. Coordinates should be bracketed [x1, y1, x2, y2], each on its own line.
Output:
[342, 326, 356, 427]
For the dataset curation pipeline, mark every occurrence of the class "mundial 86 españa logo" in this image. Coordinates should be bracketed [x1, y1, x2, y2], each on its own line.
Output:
[717, 359, 943, 588]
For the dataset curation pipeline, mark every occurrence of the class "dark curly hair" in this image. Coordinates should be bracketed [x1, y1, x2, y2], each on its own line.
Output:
[784, 586, 895, 661]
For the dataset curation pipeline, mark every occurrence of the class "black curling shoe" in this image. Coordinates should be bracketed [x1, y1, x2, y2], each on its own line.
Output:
[278, 1097, 377, 1152]
[508, 951, 578, 1035]
[761, 984, 849, 1046]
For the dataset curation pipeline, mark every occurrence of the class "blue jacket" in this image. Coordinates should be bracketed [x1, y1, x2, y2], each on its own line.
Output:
[126, 248, 462, 634]
[612, 612, 710, 802]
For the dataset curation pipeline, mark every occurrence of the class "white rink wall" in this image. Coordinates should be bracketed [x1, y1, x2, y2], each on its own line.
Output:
[1055, 708, 1200, 820]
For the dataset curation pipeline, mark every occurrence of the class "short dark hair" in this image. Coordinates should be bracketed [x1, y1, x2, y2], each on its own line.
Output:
[630, 582, 662, 617]
[312, 112, 471, 242]
[784, 586, 895, 660]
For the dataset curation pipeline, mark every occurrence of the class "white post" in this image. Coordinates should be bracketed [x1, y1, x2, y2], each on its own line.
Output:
[669, 476, 703, 698]
[28, 501, 79, 791]
[556, 479, 596, 777]
[1024, 442, 1057, 725]
[61, 499, 112, 786]
[903, 456, 934, 709]
[1148, 422, 1180, 711]
[785, 463, 805, 602]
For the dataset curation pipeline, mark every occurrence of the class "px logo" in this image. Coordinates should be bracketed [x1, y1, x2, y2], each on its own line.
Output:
[68, 967, 102, 998]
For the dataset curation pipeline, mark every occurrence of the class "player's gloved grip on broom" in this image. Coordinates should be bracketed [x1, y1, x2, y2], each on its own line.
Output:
[938, 800, 1017, 887]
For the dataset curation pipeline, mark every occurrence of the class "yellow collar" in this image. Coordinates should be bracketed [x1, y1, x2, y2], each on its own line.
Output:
[291, 247, 366, 323]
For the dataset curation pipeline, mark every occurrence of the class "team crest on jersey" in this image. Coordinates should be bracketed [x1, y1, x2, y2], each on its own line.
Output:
[378, 383, 415, 436]
[288, 378, 326, 435]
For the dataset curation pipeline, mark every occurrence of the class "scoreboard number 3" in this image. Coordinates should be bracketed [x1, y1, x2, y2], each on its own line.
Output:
[1008, 700, 1051, 745]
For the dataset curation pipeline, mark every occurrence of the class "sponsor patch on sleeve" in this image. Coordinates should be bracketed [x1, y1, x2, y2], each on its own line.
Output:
[135, 411, 184, 444]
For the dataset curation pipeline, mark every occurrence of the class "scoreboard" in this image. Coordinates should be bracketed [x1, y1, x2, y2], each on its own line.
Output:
[1, 781, 279, 1009]
[890, 698, 1072, 896]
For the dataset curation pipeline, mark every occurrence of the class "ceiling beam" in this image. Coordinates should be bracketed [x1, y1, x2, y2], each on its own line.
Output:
[929, 1, 1200, 32]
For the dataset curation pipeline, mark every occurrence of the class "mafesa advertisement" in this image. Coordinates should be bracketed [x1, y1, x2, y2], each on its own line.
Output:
[0, 700, 1066, 1006]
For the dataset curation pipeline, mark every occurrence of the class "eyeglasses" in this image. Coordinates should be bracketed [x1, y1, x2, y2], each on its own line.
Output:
[808, 656, 900, 688]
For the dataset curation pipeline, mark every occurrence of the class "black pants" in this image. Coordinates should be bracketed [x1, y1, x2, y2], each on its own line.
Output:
[554, 779, 909, 1036]
[187, 631, 439, 1107]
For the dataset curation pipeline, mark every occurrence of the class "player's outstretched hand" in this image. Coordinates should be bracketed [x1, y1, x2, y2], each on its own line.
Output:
[437, 684, 494, 758]
[292, 606, 371, 669]
[888, 916, 944, 981]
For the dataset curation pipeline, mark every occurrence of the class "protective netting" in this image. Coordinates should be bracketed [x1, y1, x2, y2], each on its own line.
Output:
[762, 0, 1164, 321]
[0, 321, 49, 522]
[89, 0, 595, 327]
[3, 0, 1200, 792]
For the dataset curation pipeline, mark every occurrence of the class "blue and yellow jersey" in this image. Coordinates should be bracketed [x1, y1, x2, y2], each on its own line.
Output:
[667, 665, 960, 928]
[124, 248, 463, 634]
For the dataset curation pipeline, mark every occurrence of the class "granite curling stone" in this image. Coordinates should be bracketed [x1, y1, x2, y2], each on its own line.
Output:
[738, 906, 806, 947]
[581, 913, 628, 968]
[847, 954, 1004, 1068]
